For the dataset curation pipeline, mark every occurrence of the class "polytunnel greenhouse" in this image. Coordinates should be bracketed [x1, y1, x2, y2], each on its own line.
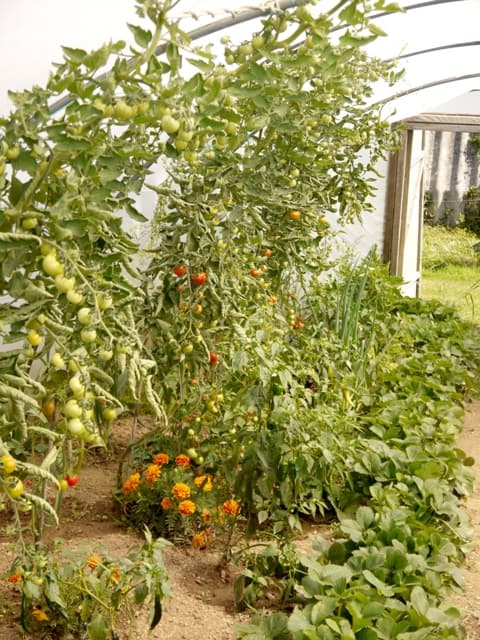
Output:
[0, 1, 480, 639]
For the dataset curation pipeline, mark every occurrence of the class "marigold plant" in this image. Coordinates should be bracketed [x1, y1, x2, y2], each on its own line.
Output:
[116, 442, 240, 547]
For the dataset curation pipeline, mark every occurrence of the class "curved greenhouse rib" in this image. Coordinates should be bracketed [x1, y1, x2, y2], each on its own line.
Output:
[396, 40, 480, 59]
[48, 0, 302, 115]
[331, 0, 466, 29]
[374, 72, 480, 106]
[47, 0, 468, 115]
[373, 0, 464, 18]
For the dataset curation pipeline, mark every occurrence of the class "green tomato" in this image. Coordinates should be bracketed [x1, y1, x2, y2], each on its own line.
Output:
[252, 35, 265, 49]
[68, 376, 84, 397]
[77, 307, 92, 325]
[6, 145, 20, 160]
[114, 100, 135, 120]
[42, 254, 63, 277]
[7, 478, 24, 499]
[161, 114, 180, 134]
[64, 399, 82, 419]
[55, 274, 75, 293]
[51, 352, 65, 369]
[26, 329, 42, 347]
[21, 217, 38, 230]
[67, 418, 85, 436]
[97, 294, 112, 310]
[102, 407, 117, 421]
[66, 289, 83, 304]
[40, 242, 54, 256]
[80, 328, 97, 343]
[224, 122, 238, 136]
[174, 139, 188, 151]
[98, 348, 113, 362]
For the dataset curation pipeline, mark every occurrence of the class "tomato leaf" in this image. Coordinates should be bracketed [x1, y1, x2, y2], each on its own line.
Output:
[128, 24, 152, 48]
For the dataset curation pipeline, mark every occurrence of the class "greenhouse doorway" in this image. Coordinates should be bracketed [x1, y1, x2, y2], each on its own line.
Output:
[383, 112, 480, 298]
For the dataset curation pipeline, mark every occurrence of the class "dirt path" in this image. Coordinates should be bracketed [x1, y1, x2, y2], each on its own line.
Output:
[454, 399, 480, 637]
[0, 402, 479, 639]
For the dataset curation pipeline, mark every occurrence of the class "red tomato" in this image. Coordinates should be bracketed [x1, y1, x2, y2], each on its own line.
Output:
[209, 351, 219, 365]
[173, 265, 187, 277]
[66, 474, 79, 487]
[249, 269, 261, 278]
[263, 248, 273, 257]
[192, 272, 207, 286]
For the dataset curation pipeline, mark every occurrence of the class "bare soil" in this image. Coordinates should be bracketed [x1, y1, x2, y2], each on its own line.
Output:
[0, 402, 479, 639]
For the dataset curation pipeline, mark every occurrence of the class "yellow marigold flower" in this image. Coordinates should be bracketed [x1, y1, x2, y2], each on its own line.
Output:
[194, 474, 213, 492]
[222, 499, 240, 517]
[87, 556, 102, 569]
[175, 454, 191, 468]
[7, 572, 21, 583]
[122, 472, 140, 495]
[153, 452, 169, 466]
[178, 499, 196, 516]
[161, 496, 173, 510]
[172, 482, 191, 500]
[145, 463, 161, 487]
[110, 568, 121, 585]
[32, 607, 49, 622]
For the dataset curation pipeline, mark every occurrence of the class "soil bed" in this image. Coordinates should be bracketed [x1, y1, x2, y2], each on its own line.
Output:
[0, 402, 479, 639]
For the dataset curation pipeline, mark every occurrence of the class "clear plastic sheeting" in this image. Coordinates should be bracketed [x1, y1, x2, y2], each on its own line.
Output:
[366, 0, 480, 120]
[1, 0, 480, 118]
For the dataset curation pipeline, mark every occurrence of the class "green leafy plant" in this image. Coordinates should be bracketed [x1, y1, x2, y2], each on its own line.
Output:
[234, 271, 480, 639]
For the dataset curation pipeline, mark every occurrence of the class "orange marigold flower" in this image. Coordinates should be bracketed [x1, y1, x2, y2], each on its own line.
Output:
[172, 482, 191, 500]
[161, 496, 173, 510]
[222, 499, 240, 517]
[175, 454, 191, 468]
[178, 499, 196, 516]
[7, 572, 21, 583]
[145, 463, 161, 487]
[194, 474, 213, 492]
[32, 607, 49, 622]
[122, 472, 140, 495]
[87, 556, 102, 569]
[192, 530, 212, 549]
[153, 452, 169, 466]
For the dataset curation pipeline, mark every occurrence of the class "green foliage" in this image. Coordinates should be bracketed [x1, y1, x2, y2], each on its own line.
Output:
[235, 267, 480, 640]
[115, 434, 239, 546]
[2, 1, 476, 638]
[462, 186, 480, 238]
[5, 529, 170, 639]
[0, 0, 400, 557]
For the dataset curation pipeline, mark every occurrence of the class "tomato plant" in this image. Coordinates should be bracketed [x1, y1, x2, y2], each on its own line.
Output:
[0, 0, 402, 608]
